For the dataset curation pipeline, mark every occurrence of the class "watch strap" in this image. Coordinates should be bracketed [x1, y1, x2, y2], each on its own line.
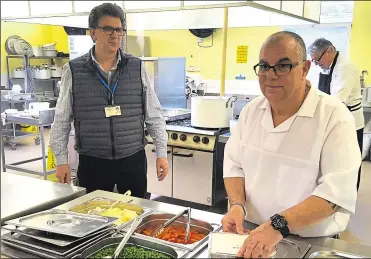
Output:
[270, 214, 290, 238]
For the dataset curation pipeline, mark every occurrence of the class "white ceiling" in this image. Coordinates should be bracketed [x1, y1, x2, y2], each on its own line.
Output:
[3, 6, 313, 30]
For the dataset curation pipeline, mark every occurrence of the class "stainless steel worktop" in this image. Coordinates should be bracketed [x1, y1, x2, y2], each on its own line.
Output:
[2, 190, 371, 258]
[1, 172, 86, 225]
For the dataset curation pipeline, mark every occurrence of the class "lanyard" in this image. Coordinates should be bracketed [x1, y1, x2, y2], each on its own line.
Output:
[96, 72, 120, 105]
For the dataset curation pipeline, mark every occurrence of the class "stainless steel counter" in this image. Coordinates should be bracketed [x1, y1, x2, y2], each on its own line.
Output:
[2, 190, 371, 258]
[1, 172, 86, 225]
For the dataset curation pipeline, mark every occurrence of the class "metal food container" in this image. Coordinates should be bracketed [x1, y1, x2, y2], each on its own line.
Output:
[68, 197, 152, 227]
[74, 236, 188, 258]
[1, 229, 114, 258]
[130, 212, 221, 251]
[208, 232, 311, 258]
[4, 209, 117, 238]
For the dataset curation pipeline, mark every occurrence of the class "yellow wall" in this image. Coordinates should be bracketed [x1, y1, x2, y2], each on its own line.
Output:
[1, 21, 69, 75]
[129, 26, 280, 80]
[350, 1, 371, 85]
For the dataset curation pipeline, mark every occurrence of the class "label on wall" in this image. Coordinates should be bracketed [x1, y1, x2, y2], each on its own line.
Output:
[236, 45, 248, 64]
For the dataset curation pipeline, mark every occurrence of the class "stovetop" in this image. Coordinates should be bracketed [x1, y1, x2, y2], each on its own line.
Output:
[166, 119, 229, 136]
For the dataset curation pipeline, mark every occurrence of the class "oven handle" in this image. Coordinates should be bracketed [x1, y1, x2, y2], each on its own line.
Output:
[152, 149, 171, 154]
[173, 152, 193, 158]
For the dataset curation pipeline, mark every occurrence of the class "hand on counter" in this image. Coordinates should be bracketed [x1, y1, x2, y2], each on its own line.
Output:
[237, 221, 281, 258]
[56, 164, 71, 184]
[156, 157, 168, 181]
[222, 205, 249, 235]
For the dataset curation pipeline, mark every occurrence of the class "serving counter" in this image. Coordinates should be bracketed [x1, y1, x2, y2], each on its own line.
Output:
[1, 190, 371, 258]
[1, 172, 86, 225]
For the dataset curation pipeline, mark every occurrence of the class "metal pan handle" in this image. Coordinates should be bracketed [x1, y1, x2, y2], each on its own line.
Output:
[226, 96, 238, 108]
[173, 152, 193, 158]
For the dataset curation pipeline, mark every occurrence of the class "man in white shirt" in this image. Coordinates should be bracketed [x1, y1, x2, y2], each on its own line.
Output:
[222, 31, 361, 258]
[308, 38, 364, 190]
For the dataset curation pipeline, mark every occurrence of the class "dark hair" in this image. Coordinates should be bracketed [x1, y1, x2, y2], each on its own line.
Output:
[89, 3, 126, 29]
[264, 31, 307, 60]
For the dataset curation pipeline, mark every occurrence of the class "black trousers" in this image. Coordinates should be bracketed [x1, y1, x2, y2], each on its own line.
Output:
[77, 149, 147, 198]
[357, 128, 364, 191]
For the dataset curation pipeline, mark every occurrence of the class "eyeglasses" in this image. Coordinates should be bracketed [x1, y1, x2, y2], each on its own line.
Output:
[96, 26, 126, 36]
[253, 60, 305, 76]
[312, 48, 328, 65]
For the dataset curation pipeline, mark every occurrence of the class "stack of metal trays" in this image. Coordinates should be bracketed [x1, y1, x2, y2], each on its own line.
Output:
[1, 209, 118, 258]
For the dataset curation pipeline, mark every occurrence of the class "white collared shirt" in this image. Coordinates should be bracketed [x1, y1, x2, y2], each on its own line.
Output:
[223, 87, 361, 237]
[326, 53, 364, 130]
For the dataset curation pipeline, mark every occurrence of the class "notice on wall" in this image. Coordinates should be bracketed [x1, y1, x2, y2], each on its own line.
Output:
[236, 45, 248, 64]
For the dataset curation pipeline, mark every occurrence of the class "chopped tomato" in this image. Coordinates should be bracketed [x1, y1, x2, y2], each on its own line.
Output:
[141, 226, 206, 244]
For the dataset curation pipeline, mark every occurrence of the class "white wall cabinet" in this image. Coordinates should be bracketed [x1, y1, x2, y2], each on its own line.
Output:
[30, 1, 73, 16]
[1, 1, 29, 18]
[73, 1, 122, 13]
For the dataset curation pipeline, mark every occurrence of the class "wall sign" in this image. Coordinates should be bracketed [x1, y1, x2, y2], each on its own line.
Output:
[236, 45, 248, 64]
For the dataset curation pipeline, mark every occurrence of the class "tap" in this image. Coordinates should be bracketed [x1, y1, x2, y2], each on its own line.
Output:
[360, 70, 368, 88]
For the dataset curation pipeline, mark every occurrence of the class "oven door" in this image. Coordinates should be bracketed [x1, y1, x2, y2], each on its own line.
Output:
[145, 144, 173, 197]
[172, 148, 213, 205]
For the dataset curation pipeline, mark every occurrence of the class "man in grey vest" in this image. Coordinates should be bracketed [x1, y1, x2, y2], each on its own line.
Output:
[50, 3, 168, 198]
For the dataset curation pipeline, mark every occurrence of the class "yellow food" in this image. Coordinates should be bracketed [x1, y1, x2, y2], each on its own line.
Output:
[99, 208, 138, 225]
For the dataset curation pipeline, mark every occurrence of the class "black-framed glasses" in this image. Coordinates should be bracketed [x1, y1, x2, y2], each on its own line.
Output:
[253, 60, 305, 76]
[312, 48, 328, 65]
[96, 26, 126, 36]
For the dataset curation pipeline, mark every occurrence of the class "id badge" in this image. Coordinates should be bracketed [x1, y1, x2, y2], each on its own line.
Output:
[104, 106, 121, 117]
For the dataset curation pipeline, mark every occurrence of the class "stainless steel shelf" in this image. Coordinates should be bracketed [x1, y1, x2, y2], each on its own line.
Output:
[2, 129, 38, 140]
[9, 77, 61, 81]
[7, 55, 69, 59]
[1, 99, 36, 104]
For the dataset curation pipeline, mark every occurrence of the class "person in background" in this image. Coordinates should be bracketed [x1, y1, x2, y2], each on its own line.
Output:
[50, 3, 168, 198]
[308, 38, 364, 190]
[222, 31, 361, 258]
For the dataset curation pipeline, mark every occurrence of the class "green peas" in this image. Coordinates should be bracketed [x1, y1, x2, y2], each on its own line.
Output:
[91, 245, 171, 259]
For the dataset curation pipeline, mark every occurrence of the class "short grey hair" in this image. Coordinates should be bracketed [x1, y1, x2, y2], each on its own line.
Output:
[307, 38, 336, 56]
[263, 31, 307, 61]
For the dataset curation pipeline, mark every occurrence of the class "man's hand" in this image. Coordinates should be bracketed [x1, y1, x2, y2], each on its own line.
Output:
[222, 205, 247, 235]
[306, 79, 312, 88]
[56, 164, 71, 184]
[237, 221, 282, 258]
[156, 157, 168, 181]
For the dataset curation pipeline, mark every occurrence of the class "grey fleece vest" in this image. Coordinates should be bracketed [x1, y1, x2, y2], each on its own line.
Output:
[69, 49, 147, 160]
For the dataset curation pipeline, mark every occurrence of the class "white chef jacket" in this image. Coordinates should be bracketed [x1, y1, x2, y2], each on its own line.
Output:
[223, 87, 361, 237]
[327, 53, 364, 130]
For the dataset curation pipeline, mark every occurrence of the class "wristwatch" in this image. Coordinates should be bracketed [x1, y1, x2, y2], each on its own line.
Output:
[270, 214, 290, 238]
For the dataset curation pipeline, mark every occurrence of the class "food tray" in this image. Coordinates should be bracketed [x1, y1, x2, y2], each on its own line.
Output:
[74, 235, 189, 258]
[208, 232, 311, 258]
[2, 225, 115, 247]
[68, 197, 152, 227]
[1, 229, 114, 257]
[129, 212, 221, 251]
[5, 209, 118, 238]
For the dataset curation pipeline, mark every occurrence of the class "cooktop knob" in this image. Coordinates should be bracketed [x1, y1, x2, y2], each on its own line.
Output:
[193, 136, 200, 143]
[202, 137, 209, 144]
[171, 133, 178, 140]
[180, 134, 187, 141]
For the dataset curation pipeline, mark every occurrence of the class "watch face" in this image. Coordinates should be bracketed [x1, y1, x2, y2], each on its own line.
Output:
[272, 215, 287, 229]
